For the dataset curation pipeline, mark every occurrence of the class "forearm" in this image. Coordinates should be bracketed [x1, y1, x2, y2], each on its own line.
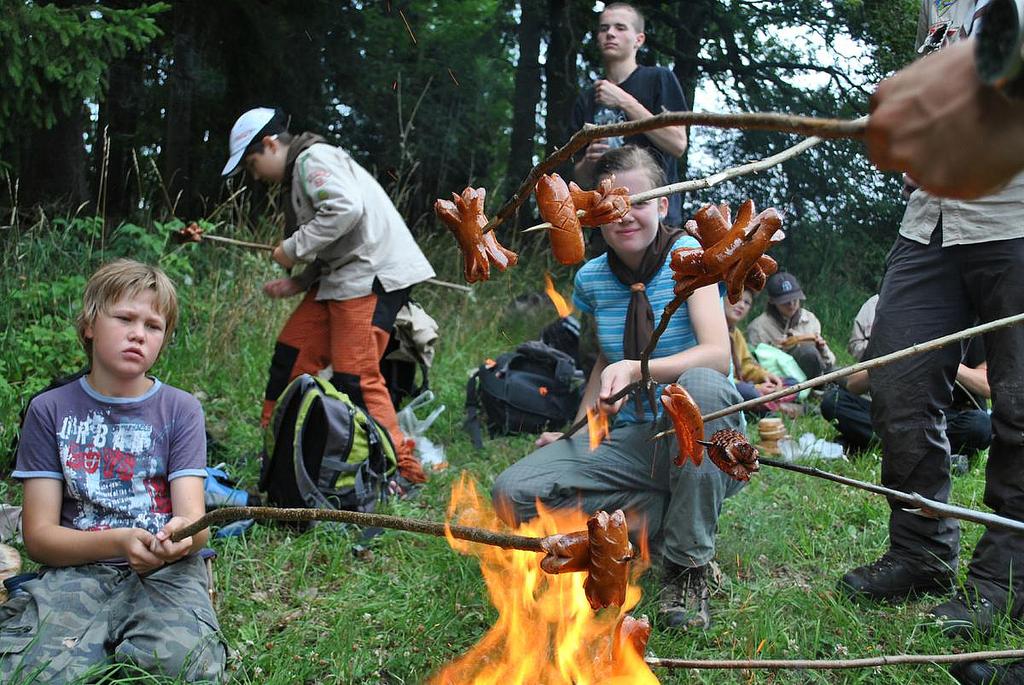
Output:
[846, 369, 870, 395]
[956, 364, 990, 398]
[24, 524, 128, 567]
[647, 342, 731, 383]
[619, 98, 687, 157]
[574, 156, 597, 187]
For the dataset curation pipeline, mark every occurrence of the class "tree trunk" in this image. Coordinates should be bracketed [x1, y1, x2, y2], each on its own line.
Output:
[543, 0, 580, 168]
[19, 101, 89, 209]
[508, 0, 544, 230]
[162, 0, 198, 219]
[95, 50, 145, 223]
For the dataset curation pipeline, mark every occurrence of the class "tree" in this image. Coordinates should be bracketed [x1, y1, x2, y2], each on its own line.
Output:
[0, 2, 165, 207]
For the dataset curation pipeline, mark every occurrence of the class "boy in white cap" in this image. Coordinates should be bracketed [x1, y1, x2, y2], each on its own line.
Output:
[222, 107, 436, 486]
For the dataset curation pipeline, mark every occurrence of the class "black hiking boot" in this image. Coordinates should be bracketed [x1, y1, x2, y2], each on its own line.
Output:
[930, 589, 1003, 639]
[951, 659, 1024, 685]
[838, 552, 955, 601]
[657, 562, 713, 631]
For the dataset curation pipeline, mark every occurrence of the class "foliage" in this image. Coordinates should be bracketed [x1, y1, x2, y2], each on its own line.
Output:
[0, 2, 166, 152]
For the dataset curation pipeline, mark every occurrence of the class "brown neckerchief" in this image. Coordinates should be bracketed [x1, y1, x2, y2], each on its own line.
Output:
[282, 132, 327, 238]
[606, 224, 684, 361]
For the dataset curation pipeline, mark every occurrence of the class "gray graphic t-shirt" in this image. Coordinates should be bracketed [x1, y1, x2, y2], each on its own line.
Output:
[14, 377, 207, 534]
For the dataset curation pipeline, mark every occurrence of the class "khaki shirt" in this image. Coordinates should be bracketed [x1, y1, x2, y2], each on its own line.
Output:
[746, 307, 836, 368]
[281, 144, 435, 301]
[900, 0, 1024, 246]
[848, 294, 879, 362]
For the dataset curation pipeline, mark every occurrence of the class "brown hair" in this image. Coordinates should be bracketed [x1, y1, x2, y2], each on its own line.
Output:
[76, 259, 179, 359]
[601, 3, 645, 33]
[593, 145, 665, 192]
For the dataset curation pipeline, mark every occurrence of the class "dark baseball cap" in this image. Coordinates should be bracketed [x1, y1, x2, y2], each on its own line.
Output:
[766, 272, 805, 305]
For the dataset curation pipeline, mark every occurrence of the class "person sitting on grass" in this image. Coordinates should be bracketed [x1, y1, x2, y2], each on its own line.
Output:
[491, 145, 746, 633]
[822, 294, 991, 467]
[724, 287, 801, 418]
[746, 271, 836, 380]
[1, 260, 225, 683]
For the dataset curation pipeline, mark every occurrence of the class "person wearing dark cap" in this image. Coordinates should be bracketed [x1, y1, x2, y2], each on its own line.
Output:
[221, 107, 435, 487]
[745, 272, 836, 380]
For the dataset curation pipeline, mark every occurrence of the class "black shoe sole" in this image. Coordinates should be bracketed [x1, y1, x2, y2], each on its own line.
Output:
[837, 576, 954, 602]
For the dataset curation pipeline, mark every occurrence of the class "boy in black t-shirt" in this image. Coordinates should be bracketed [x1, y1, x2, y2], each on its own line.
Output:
[571, 2, 689, 226]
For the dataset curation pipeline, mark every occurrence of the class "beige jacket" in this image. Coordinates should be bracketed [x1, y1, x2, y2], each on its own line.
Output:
[848, 294, 879, 362]
[746, 307, 836, 367]
[281, 143, 435, 301]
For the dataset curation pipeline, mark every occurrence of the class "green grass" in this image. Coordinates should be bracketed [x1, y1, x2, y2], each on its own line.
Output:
[1, 216, 1020, 684]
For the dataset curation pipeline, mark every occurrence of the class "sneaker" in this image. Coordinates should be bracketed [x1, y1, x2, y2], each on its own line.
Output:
[838, 552, 955, 601]
[657, 563, 711, 631]
[930, 589, 1001, 639]
[951, 659, 1024, 685]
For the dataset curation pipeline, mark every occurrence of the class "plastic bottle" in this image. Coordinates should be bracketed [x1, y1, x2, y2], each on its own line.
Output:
[593, 107, 624, 149]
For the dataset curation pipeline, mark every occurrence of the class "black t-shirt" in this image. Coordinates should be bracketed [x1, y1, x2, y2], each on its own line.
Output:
[571, 65, 689, 227]
[952, 338, 987, 411]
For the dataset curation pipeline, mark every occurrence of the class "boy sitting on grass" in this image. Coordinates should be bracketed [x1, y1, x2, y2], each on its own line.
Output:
[1, 260, 225, 683]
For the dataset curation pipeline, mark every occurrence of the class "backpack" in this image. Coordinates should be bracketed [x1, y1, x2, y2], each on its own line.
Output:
[259, 374, 397, 514]
[464, 341, 583, 449]
[379, 301, 438, 409]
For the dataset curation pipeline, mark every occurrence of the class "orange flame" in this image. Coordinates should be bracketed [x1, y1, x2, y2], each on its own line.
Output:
[586, 405, 610, 451]
[544, 272, 574, 318]
[433, 475, 658, 685]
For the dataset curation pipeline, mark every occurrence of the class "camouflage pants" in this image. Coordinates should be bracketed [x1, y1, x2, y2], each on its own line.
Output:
[0, 555, 225, 683]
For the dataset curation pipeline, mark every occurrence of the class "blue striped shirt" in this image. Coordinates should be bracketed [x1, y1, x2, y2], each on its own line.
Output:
[573, 236, 721, 425]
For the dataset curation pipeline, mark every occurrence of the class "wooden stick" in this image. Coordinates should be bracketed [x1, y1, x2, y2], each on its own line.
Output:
[197, 233, 275, 251]
[650, 311, 1024, 441]
[646, 648, 1024, 671]
[521, 132, 830, 234]
[169, 505, 545, 552]
[425, 277, 473, 294]
[755, 458, 1024, 534]
[486, 111, 866, 233]
[184, 232, 473, 295]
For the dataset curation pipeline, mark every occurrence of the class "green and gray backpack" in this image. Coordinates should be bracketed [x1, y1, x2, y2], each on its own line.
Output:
[259, 374, 397, 513]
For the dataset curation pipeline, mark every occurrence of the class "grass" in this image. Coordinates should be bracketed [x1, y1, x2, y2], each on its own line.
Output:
[1, 215, 1020, 684]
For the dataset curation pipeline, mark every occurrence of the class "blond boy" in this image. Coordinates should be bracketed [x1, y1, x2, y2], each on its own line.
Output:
[1, 260, 224, 682]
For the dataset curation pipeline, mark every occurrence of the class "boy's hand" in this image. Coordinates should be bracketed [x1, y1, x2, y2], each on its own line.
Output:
[263, 277, 303, 299]
[120, 528, 164, 574]
[535, 431, 564, 447]
[599, 359, 640, 414]
[594, 79, 636, 110]
[150, 516, 195, 564]
[272, 244, 296, 269]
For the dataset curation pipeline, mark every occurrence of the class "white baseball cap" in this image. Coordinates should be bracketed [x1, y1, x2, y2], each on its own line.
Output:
[221, 107, 285, 176]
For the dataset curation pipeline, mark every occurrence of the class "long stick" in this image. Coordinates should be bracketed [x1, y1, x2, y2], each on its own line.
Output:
[187, 233, 473, 295]
[649, 311, 1024, 441]
[522, 134, 827, 234]
[645, 648, 1024, 671]
[198, 233, 275, 251]
[758, 458, 1024, 534]
[486, 111, 866, 233]
[169, 506, 545, 552]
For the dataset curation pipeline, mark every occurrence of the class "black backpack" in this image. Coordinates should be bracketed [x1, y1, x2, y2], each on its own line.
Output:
[259, 374, 397, 514]
[464, 341, 582, 448]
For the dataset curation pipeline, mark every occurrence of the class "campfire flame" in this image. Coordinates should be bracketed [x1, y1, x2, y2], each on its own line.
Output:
[586, 405, 610, 451]
[433, 475, 657, 685]
[544, 272, 574, 318]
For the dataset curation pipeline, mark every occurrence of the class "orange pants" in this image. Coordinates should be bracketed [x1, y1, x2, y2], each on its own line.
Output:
[262, 285, 425, 483]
